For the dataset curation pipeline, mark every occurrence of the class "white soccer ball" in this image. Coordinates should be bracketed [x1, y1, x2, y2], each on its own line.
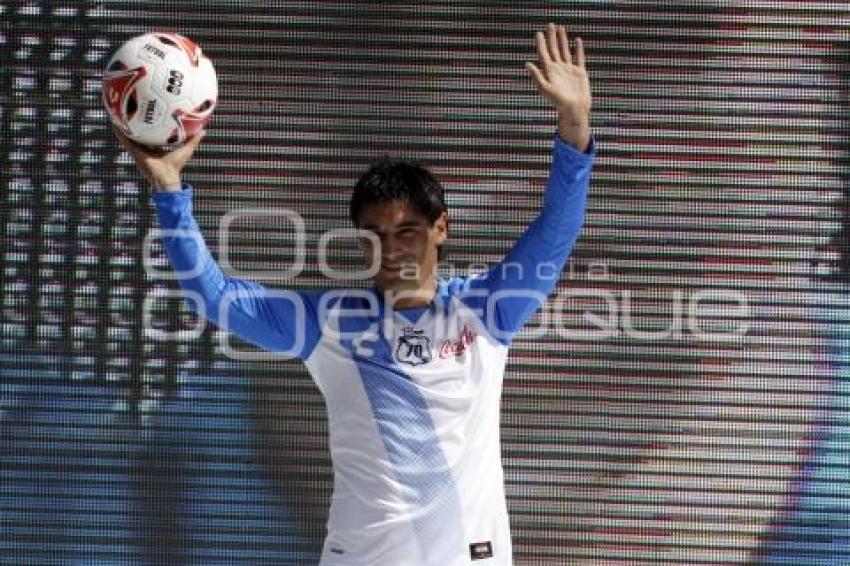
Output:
[102, 32, 217, 149]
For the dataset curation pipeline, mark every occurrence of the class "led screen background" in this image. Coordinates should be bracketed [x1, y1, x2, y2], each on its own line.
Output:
[1, 1, 849, 564]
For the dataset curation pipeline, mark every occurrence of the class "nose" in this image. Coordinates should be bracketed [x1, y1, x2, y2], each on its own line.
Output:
[380, 233, 403, 259]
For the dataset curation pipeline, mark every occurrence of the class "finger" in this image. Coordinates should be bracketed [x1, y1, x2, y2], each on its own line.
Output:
[546, 23, 561, 63]
[535, 31, 551, 67]
[525, 62, 547, 93]
[574, 37, 586, 69]
[183, 130, 206, 153]
[169, 131, 204, 164]
[558, 25, 571, 64]
[111, 125, 134, 151]
[112, 125, 153, 160]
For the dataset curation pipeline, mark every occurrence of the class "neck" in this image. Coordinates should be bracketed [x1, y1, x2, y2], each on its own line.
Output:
[378, 278, 438, 309]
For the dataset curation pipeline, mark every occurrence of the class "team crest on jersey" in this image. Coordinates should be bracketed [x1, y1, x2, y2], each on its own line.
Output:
[395, 327, 432, 366]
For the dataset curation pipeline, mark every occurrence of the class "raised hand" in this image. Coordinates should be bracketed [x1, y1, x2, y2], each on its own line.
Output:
[526, 23, 592, 151]
[114, 128, 205, 191]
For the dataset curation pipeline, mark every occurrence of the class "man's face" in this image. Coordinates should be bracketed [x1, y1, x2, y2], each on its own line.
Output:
[356, 200, 448, 296]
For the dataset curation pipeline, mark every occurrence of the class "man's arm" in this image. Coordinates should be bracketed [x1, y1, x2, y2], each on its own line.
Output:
[465, 24, 594, 341]
[115, 130, 322, 359]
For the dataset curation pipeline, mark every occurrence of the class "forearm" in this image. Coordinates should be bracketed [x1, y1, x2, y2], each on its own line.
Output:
[152, 185, 229, 316]
[505, 135, 593, 281]
[557, 111, 591, 153]
[151, 185, 321, 358]
[468, 135, 594, 337]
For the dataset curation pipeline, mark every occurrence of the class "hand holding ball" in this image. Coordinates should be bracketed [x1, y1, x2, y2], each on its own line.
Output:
[102, 32, 217, 150]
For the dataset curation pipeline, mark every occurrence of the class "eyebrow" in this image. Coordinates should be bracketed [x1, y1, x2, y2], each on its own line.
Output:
[361, 220, 423, 232]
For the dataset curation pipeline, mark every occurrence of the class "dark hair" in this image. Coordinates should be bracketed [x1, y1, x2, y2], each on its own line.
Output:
[349, 158, 447, 226]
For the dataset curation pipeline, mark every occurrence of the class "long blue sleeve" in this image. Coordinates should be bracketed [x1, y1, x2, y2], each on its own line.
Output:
[152, 187, 323, 360]
[463, 135, 595, 341]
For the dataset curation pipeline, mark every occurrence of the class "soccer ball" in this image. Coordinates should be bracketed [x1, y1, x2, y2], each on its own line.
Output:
[102, 32, 217, 149]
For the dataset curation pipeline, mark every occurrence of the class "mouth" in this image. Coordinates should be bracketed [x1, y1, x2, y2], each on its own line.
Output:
[379, 261, 420, 280]
[380, 258, 412, 271]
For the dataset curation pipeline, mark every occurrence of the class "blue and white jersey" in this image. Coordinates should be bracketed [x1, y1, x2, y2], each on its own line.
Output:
[153, 135, 594, 565]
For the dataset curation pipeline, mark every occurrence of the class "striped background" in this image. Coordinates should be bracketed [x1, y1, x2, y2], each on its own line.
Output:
[1, 1, 849, 564]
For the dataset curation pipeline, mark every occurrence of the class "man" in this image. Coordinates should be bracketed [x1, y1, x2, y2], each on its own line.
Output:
[117, 23, 594, 566]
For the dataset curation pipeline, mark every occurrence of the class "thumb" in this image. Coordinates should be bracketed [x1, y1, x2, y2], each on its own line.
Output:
[181, 129, 206, 156]
[525, 61, 547, 94]
[169, 130, 206, 167]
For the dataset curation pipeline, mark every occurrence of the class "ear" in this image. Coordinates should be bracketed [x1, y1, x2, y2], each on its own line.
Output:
[434, 211, 448, 245]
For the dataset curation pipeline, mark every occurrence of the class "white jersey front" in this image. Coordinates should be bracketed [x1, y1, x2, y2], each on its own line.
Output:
[152, 135, 595, 564]
[306, 284, 513, 565]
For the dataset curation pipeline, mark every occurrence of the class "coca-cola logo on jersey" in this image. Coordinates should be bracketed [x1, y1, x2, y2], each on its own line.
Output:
[439, 324, 476, 359]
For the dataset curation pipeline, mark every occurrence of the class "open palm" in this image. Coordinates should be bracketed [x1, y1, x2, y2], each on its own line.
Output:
[526, 24, 592, 150]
